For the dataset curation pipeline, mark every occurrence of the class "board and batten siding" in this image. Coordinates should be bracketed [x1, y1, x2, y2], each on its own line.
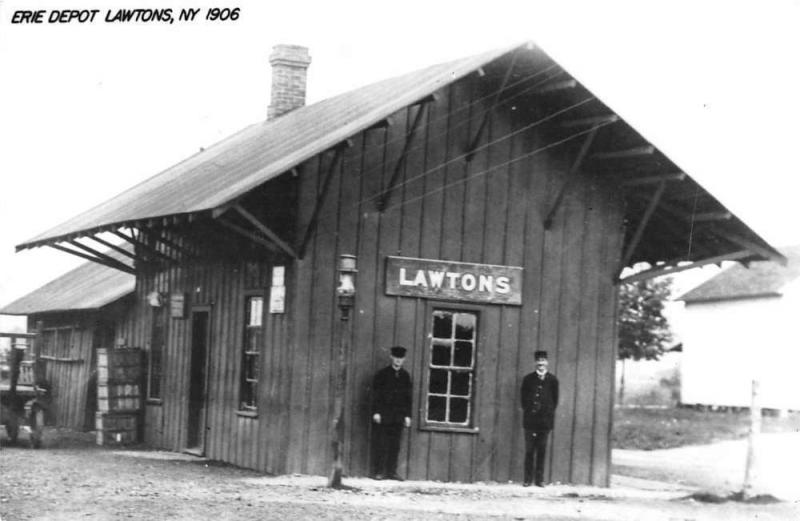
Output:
[28, 313, 95, 430]
[291, 76, 624, 485]
[128, 74, 623, 486]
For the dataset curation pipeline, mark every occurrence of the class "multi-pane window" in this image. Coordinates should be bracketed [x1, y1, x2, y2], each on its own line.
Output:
[426, 309, 477, 428]
[240, 295, 263, 411]
[40, 328, 73, 359]
[148, 307, 166, 400]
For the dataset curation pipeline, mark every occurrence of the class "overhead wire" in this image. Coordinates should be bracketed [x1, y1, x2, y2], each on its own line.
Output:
[381, 118, 617, 213]
[354, 96, 598, 210]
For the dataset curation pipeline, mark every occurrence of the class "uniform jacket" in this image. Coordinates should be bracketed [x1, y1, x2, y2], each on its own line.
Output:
[520, 371, 559, 431]
[371, 365, 412, 424]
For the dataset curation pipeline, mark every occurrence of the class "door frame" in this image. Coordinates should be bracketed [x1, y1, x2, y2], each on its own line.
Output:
[184, 305, 212, 455]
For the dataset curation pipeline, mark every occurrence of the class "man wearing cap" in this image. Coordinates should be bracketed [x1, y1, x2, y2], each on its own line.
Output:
[371, 345, 412, 480]
[520, 350, 559, 487]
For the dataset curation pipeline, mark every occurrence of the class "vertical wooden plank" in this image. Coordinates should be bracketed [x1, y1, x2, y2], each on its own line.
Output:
[352, 126, 385, 477]
[408, 85, 449, 481]
[431, 78, 474, 482]
[571, 180, 604, 484]
[370, 105, 406, 477]
[286, 156, 320, 473]
[393, 101, 429, 479]
[272, 278, 292, 474]
[306, 149, 340, 476]
[591, 184, 624, 486]
[212, 263, 230, 461]
[538, 155, 569, 483]
[335, 133, 362, 476]
[229, 265, 245, 466]
[480, 102, 517, 484]
[554, 179, 587, 484]
[508, 114, 548, 483]
[445, 75, 486, 485]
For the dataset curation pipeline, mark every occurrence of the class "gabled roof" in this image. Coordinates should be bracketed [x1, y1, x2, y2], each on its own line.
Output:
[0, 251, 135, 315]
[17, 44, 515, 250]
[678, 245, 800, 303]
[15, 41, 783, 273]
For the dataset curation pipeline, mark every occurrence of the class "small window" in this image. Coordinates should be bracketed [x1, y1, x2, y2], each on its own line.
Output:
[240, 295, 263, 411]
[41, 330, 56, 358]
[424, 308, 478, 429]
[148, 307, 166, 400]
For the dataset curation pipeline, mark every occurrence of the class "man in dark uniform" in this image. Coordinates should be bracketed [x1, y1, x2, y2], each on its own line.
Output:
[520, 350, 559, 487]
[371, 345, 412, 480]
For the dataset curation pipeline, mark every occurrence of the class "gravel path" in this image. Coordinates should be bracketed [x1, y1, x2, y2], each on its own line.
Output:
[1, 429, 798, 520]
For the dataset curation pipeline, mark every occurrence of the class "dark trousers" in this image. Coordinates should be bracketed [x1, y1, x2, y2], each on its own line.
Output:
[523, 429, 550, 484]
[374, 423, 403, 476]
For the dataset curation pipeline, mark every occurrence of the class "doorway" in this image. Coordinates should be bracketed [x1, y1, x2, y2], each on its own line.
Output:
[185, 307, 210, 454]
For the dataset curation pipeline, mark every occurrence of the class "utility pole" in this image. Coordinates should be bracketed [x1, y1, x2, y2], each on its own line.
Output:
[742, 379, 761, 499]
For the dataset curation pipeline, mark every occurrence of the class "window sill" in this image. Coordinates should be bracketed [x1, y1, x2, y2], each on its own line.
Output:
[236, 410, 258, 419]
[420, 424, 479, 435]
[146, 399, 163, 406]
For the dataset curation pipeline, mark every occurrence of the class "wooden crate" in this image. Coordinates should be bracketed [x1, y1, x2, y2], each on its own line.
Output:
[95, 412, 138, 446]
[97, 348, 143, 384]
[97, 383, 142, 412]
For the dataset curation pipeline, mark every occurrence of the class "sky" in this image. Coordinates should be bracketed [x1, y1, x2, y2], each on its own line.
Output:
[1, 0, 800, 312]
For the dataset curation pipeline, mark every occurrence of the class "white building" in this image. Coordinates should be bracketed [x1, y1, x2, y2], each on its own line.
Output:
[676, 245, 800, 411]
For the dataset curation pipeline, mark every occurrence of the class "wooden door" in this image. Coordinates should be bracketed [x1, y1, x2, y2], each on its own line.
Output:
[185, 307, 211, 454]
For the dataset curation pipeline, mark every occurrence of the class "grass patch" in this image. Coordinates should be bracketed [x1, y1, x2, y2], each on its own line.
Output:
[613, 407, 800, 450]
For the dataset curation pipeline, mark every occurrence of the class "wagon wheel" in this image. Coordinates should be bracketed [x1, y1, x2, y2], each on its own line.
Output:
[28, 407, 45, 449]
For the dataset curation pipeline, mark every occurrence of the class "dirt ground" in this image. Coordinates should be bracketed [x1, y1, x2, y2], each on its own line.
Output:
[1, 428, 798, 521]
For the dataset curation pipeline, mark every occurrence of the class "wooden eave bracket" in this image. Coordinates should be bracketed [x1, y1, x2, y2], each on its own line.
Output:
[231, 203, 298, 259]
[543, 126, 599, 229]
[376, 100, 432, 211]
[713, 230, 787, 266]
[48, 242, 135, 274]
[217, 218, 282, 254]
[616, 180, 667, 277]
[617, 249, 752, 284]
[112, 229, 177, 264]
[298, 142, 352, 257]
[464, 51, 520, 163]
[89, 235, 138, 261]
[137, 228, 198, 260]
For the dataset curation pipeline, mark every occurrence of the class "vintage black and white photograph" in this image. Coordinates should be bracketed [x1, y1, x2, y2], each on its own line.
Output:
[1, 1, 799, 519]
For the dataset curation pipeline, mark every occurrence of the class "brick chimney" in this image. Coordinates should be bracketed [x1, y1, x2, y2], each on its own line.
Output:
[267, 44, 311, 120]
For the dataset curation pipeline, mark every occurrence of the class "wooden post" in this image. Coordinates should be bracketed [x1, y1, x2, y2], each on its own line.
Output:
[328, 308, 350, 488]
[742, 379, 761, 498]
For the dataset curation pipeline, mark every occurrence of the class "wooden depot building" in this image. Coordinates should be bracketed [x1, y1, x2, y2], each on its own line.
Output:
[13, 42, 783, 485]
[1, 252, 135, 431]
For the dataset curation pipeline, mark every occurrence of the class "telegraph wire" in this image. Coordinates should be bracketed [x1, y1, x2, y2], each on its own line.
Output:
[354, 96, 597, 210]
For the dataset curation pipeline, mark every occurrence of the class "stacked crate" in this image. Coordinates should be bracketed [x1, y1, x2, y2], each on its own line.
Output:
[95, 348, 143, 446]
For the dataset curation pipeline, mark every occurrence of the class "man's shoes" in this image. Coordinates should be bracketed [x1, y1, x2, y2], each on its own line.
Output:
[522, 481, 532, 487]
[387, 474, 404, 481]
[534, 481, 545, 487]
[374, 473, 385, 480]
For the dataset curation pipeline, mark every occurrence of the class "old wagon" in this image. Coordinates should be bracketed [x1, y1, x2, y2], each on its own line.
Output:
[1, 333, 49, 448]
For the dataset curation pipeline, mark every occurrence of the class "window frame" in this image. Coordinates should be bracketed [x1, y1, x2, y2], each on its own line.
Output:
[147, 305, 167, 402]
[419, 301, 481, 434]
[239, 291, 265, 413]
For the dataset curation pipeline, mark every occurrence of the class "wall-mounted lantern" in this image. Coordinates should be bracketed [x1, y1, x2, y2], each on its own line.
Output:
[147, 291, 163, 307]
[336, 254, 358, 320]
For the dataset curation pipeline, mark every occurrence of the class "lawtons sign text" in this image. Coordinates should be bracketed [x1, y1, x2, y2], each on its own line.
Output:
[385, 256, 523, 305]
